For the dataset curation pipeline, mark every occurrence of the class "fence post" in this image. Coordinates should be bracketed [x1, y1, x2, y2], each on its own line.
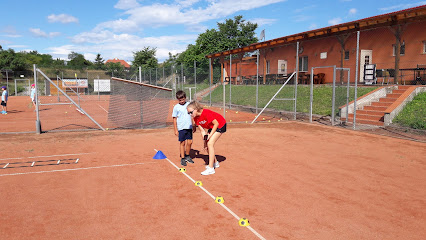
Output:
[354, 31, 360, 130]
[34, 64, 41, 134]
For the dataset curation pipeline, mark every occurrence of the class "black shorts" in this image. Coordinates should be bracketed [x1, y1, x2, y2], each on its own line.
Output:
[178, 129, 193, 142]
[1, 101, 6, 107]
[208, 123, 227, 134]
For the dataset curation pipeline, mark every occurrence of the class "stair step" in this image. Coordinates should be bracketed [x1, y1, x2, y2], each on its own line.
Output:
[379, 98, 397, 102]
[392, 90, 406, 94]
[356, 110, 385, 116]
[371, 101, 392, 107]
[348, 114, 383, 121]
[341, 118, 384, 126]
[397, 86, 411, 90]
[386, 93, 402, 98]
[363, 105, 387, 111]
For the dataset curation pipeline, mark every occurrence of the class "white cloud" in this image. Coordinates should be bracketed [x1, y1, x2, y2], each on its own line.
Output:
[294, 5, 316, 13]
[349, 8, 357, 15]
[293, 15, 313, 22]
[308, 23, 318, 30]
[7, 45, 29, 49]
[29, 28, 61, 38]
[2, 34, 22, 38]
[52, 31, 197, 62]
[47, 14, 79, 24]
[2, 26, 22, 38]
[0, 40, 12, 45]
[379, 2, 426, 12]
[176, 0, 201, 8]
[328, 18, 342, 25]
[114, 0, 141, 10]
[250, 18, 277, 27]
[97, 0, 286, 32]
[48, 0, 288, 62]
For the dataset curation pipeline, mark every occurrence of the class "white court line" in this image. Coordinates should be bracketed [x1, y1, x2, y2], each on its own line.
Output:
[97, 104, 109, 113]
[0, 152, 96, 161]
[154, 149, 266, 240]
[0, 162, 157, 177]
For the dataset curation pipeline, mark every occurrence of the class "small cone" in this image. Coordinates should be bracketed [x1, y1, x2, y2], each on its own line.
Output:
[153, 150, 167, 159]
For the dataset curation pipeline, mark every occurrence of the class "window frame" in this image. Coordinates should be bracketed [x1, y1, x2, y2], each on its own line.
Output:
[392, 42, 405, 56]
[299, 56, 308, 72]
[266, 60, 270, 74]
[344, 50, 350, 60]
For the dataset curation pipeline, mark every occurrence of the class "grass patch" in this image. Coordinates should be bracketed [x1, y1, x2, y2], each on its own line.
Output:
[393, 92, 426, 129]
[203, 84, 377, 116]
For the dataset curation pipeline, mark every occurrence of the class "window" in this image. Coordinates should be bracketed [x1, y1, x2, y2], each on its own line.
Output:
[299, 56, 308, 72]
[423, 41, 426, 54]
[393, 42, 405, 56]
[320, 52, 327, 59]
[266, 60, 270, 74]
[344, 51, 350, 60]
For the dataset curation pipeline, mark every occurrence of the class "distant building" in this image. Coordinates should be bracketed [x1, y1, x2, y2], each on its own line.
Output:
[209, 5, 426, 85]
[105, 58, 131, 68]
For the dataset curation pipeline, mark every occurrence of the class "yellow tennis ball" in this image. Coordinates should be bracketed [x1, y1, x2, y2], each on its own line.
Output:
[179, 168, 186, 172]
[236, 111, 238, 113]
[195, 181, 202, 186]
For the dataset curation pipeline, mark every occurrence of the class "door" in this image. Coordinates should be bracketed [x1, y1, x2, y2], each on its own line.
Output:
[360, 50, 372, 82]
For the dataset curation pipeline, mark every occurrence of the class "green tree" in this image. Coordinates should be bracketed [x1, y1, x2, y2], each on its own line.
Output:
[48, 58, 66, 76]
[177, 15, 258, 69]
[132, 47, 158, 70]
[105, 62, 125, 78]
[0, 49, 29, 71]
[93, 53, 105, 70]
[68, 51, 92, 70]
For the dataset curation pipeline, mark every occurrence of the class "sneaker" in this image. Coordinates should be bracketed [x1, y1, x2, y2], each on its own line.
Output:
[1, 111, 4, 114]
[180, 158, 187, 166]
[206, 161, 220, 169]
[201, 166, 215, 175]
[214, 161, 220, 168]
[185, 156, 194, 164]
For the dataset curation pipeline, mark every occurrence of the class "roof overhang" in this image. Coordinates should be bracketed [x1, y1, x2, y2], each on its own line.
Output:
[206, 5, 426, 59]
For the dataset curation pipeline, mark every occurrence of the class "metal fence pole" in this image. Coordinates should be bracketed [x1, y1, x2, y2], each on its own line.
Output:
[354, 31, 360, 130]
[209, 58, 212, 106]
[223, 66, 226, 117]
[229, 54, 232, 109]
[194, 60, 197, 101]
[34, 64, 41, 134]
[331, 65, 336, 126]
[181, 64, 184, 90]
[309, 66, 313, 123]
[295, 42, 299, 120]
[256, 50, 259, 114]
[346, 69, 351, 124]
[139, 66, 142, 83]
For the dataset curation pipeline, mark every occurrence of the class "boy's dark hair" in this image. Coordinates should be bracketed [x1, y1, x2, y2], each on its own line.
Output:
[176, 90, 186, 99]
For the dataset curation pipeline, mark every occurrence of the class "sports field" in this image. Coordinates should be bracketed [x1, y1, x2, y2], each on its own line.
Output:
[0, 120, 425, 239]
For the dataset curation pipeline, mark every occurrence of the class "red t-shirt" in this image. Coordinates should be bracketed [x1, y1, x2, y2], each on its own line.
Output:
[194, 109, 226, 129]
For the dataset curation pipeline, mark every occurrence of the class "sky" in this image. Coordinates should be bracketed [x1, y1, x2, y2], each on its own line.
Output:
[1, 0, 425, 63]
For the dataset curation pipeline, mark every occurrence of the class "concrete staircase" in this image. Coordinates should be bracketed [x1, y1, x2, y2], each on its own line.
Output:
[343, 86, 412, 126]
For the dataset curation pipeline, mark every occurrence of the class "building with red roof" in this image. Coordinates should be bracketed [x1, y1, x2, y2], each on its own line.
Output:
[105, 58, 131, 68]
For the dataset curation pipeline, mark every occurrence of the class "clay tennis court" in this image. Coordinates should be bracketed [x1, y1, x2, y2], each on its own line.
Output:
[1, 118, 425, 239]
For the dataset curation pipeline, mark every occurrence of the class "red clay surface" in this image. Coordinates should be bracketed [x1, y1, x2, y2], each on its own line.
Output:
[1, 122, 425, 239]
[0, 96, 276, 133]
